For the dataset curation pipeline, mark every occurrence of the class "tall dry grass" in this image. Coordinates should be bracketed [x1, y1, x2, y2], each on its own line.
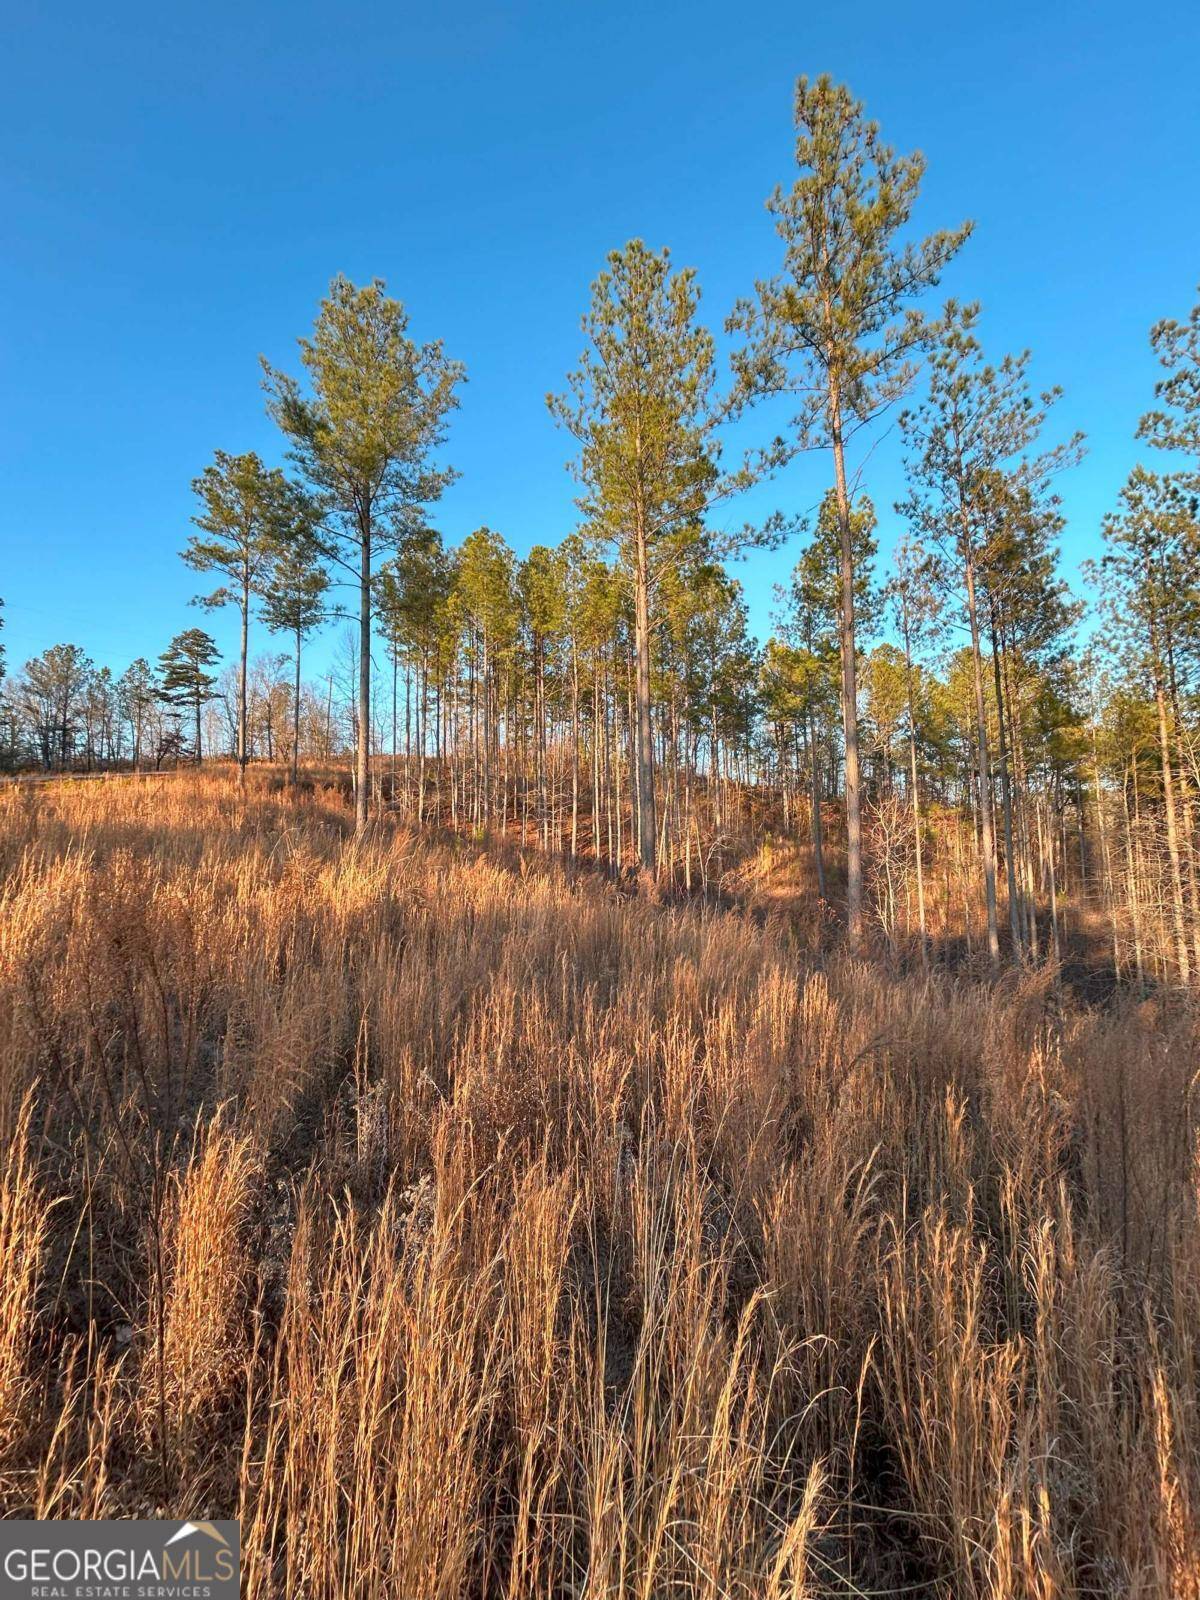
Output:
[0, 769, 1197, 1596]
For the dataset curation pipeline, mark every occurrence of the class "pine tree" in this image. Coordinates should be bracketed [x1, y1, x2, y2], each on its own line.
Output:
[731, 74, 971, 947]
[886, 537, 944, 961]
[777, 490, 877, 899]
[263, 276, 464, 833]
[184, 450, 303, 788]
[1097, 467, 1199, 981]
[549, 241, 776, 876]
[158, 629, 221, 764]
[898, 302, 1082, 968]
[976, 474, 1079, 957]
[1139, 285, 1200, 488]
[18, 644, 92, 769]
[260, 536, 330, 783]
[454, 527, 518, 828]
[561, 540, 622, 864]
[518, 545, 568, 848]
[116, 658, 159, 771]
[376, 530, 456, 820]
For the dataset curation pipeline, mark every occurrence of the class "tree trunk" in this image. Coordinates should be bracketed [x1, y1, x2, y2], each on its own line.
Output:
[1090, 728, 1118, 974]
[481, 630, 492, 827]
[1122, 768, 1145, 986]
[633, 518, 657, 876]
[537, 636, 548, 849]
[807, 708, 827, 900]
[292, 626, 302, 784]
[570, 642, 580, 857]
[829, 380, 863, 949]
[1160, 594, 1200, 974]
[390, 647, 398, 805]
[592, 666, 602, 862]
[962, 540, 1001, 971]
[356, 522, 371, 835]
[1151, 618, 1190, 980]
[990, 614, 1021, 958]
[1049, 806, 1062, 960]
[418, 655, 428, 827]
[238, 574, 249, 788]
[900, 599, 927, 963]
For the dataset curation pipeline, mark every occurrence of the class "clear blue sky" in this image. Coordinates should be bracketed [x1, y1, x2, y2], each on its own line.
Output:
[3, 0, 1198, 680]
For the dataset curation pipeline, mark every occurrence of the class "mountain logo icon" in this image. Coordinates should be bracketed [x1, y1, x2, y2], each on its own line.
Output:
[164, 1522, 231, 1548]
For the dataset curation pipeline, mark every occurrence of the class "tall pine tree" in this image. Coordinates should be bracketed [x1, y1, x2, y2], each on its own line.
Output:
[264, 277, 463, 833]
[731, 75, 970, 947]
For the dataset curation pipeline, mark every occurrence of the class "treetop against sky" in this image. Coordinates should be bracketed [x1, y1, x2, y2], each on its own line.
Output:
[2, 0, 1198, 676]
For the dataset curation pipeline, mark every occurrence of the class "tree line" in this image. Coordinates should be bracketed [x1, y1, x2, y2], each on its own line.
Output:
[3, 75, 1198, 980]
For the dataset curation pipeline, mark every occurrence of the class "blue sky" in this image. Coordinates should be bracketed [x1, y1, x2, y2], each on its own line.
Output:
[3, 0, 1198, 680]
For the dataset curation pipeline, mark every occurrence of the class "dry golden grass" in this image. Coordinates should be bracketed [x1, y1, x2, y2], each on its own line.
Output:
[0, 769, 1197, 1596]
[156, 1120, 260, 1446]
[0, 1096, 47, 1461]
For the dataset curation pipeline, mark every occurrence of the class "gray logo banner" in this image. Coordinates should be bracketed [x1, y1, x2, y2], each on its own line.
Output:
[0, 1521, 239, 1600]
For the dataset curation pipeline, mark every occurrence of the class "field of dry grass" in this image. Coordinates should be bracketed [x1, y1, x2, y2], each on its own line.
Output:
[0, 770, 1197, 1596]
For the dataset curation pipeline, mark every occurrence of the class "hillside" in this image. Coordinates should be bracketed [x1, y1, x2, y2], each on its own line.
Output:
[0, 771, 1197, 1596]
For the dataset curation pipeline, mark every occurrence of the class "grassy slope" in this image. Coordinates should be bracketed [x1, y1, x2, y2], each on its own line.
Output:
[0, 771, 1197, 1597]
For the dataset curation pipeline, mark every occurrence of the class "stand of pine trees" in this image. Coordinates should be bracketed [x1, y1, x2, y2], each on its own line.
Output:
[2, 78, 1198, 983]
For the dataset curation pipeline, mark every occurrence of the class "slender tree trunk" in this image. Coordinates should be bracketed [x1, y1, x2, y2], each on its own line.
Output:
[1123, 768, 1145, 986]
[1003, 645, 1033, 950]
[615, 667, 624, 870]
[807, 708, 827, 900]
[390, 647, 398, 805]
[592, 666, 602, 862]
[1020, 772, 1040, 963]
[418, 655, 428, 827]
[633, 518, 656, 876]
[238, 575, 250, 788]
[900, 600, 927, 962]
[711, 700, 722, 833]
[1151, 613, 1190, 980]
[292, 625, 302, 784]
[1161, 596, 1200, 973]
[961, 537, 1001, 971]
[1040, 795, 1061, 963]
[990, 614, 1021, 958]
[570, 642, 580, 857]
[829, 380, 863, 948]
[356, 520, 371, 835]
[537, 636, 548, 849]
[480, 630, 491, 826]
[1091, 728, 1118, 973]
